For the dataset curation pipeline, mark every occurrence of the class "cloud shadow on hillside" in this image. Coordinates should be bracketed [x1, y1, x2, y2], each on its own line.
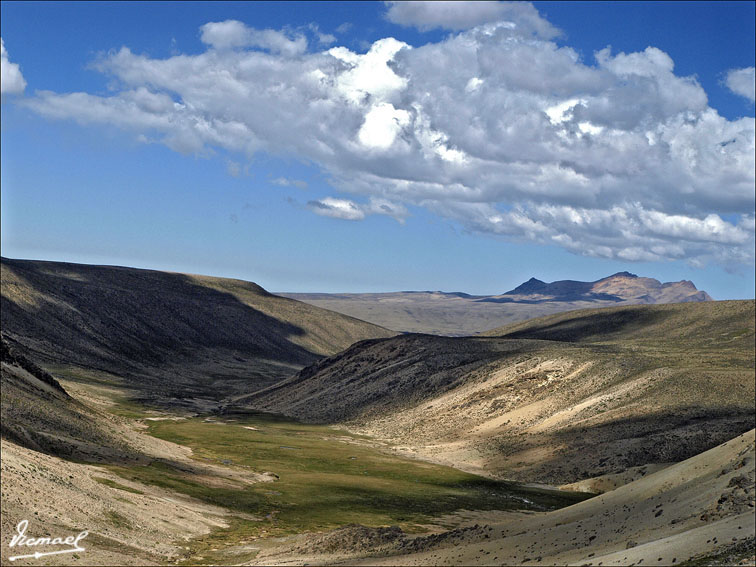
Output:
[1, 258, 322, 406]
[499, 309, 669, 343]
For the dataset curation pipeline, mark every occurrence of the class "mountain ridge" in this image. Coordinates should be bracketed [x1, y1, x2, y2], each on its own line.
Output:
[501, 271, 711, 302]
[0, 257, 394, 408]
[281, 272, 713, 335]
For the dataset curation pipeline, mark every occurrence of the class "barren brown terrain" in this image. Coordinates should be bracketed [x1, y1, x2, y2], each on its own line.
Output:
[241, 301, 755, 484]
[1, 257, 394, 410]
[1, 259, 753, 566]
[253, 429, 756, 566]
[1, 337, 276, 565]
[280, 272, 712, 335]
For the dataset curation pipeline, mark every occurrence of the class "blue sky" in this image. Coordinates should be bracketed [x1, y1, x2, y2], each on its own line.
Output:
[1, 1, 754, 298]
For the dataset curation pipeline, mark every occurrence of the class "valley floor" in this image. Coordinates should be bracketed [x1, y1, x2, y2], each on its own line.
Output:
[3, 261, 754, 566]
[2, 300, 754, 566]
[1, 378, 586, 566]
[2, 381, 753, 567]
[237, 431, 756, 566]
[358, 429, 756, 567]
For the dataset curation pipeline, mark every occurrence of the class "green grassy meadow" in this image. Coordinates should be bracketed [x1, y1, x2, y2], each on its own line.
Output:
[105, 413, 587, 564]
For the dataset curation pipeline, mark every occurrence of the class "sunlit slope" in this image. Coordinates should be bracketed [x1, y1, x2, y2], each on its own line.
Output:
[0, 337, 274, 565]
[367, 429, 755, 567]
[237, 335, 555, 422]
[1, 258, 393, 403]
[241, 301, 755, 484]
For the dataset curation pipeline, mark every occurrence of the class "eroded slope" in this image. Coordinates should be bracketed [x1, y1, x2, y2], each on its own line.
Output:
[241, 301, 755, 485]
[1, 335, 140, 462]
[1, 338, 276, 565]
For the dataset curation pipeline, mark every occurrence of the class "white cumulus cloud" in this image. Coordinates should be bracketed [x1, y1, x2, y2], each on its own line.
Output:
[1, 38, 27, 96]
[200, 20, 307, 56]
[384, 1, 560, 38]
[725, 66, 755, 103]
[328, 37, 410, 105]
[308, 197, 366, 220]
[358, 102, 411, 150]
[19, 7, 755, 268]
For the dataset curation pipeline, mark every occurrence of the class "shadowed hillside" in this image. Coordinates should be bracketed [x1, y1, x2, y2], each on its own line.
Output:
[235, 335, 555, 423]
[0, 260, 752, 566]
[239, 301, 755, 485]
[482, 299, 748, 343]
[1, 258, 393, 407]
[1, 335, 283, 565]
[1, 335, 146, 462]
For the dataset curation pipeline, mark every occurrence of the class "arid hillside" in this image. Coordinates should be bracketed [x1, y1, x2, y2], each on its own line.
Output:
[1, 257, 393, 407]
[1, 336, 582, 566]
[255, 429, 755, 566]
[240, 300, 755, 485]
[1, 259, 752, 566]
[281, 272, 712, 335]
[1, 334, 137, 462]
[1, 337, 280, 565]
[481, 297, 745, 342]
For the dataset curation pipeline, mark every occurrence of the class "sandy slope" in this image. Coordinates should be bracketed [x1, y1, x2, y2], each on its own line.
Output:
[255, 430, 755, 566]
[0, 400, 275, 566]
[1, 338, 274, 565]
[0, 438, 234, 566]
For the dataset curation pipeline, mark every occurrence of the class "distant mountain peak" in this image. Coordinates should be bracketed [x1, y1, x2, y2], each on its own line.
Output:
[503, 272, 710, 304]
[507, 277, 548, 295]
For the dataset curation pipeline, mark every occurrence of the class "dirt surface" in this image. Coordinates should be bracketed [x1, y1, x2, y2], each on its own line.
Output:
[0, 438, 234, 566]
[1, 336, 142, 463]
[241, 301, 755, 485]
[0, 393, 274, 566]
[1, 338, 275, 565]
[245, 429, 756, 566]
[559, 463, 673, 493]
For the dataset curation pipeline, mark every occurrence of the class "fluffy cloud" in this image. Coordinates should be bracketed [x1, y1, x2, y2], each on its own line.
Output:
[1, 38, 26, 96]
[20, 12, 755, 267]
[725, 66, 755, 103]
[200, 20, 307, 56]
[308, 23, 336, 47]
[308, 197, 366, 220]
[435, 201, 753, 264]
[384, 1, 560, 38]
